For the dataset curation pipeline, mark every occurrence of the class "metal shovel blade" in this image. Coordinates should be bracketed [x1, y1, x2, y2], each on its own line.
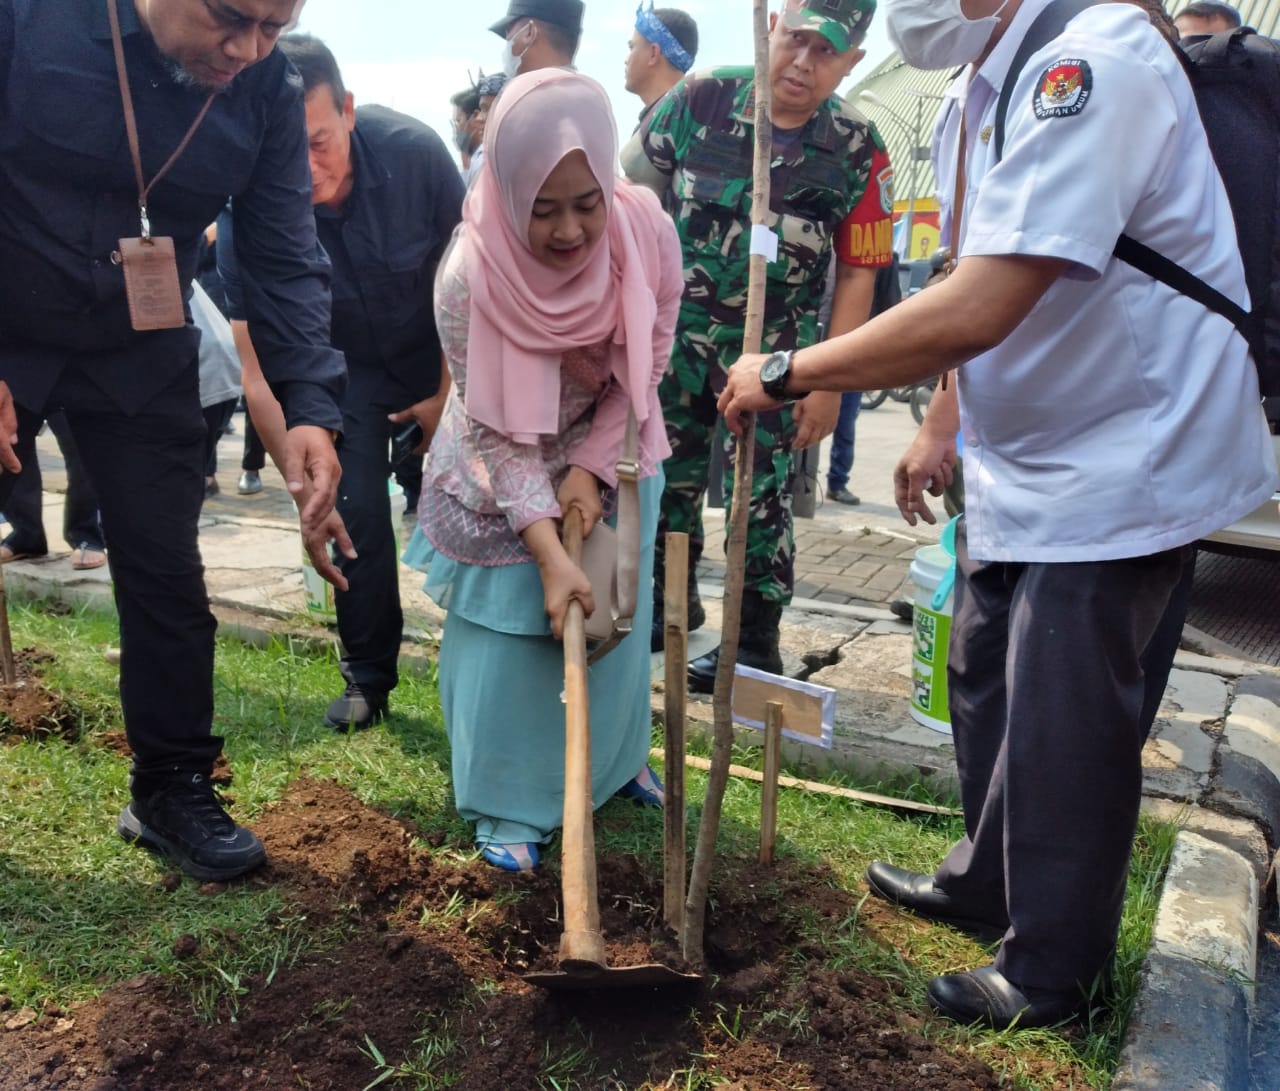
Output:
[524, 961, 701, 991]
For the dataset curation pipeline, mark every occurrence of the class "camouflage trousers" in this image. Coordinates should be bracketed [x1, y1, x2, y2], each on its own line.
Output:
[657, 363, 797, 605]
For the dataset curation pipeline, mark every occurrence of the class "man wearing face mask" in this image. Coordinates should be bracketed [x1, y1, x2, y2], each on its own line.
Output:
[623, 0, 895, 687]
[719, 0, 1275, 1027]
[490, 0, 583, 78]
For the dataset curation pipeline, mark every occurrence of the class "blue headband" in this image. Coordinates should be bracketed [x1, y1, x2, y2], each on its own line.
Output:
[635, 2, 694, 74]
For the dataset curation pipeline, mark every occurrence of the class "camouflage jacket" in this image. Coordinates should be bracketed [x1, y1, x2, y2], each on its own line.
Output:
[622, 65, 888, 390]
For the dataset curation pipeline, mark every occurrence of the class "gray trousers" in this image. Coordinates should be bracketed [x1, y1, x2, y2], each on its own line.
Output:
[935, 519, 1195, 992]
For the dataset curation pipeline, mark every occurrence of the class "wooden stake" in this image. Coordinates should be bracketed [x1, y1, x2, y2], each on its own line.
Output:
[683, 0, 773, 967]
[759, 701, 783, 864]
[662, 532, 689, 934]
[0, 561, 15, 684]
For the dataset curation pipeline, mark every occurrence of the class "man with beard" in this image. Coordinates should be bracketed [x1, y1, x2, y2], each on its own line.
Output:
[0, 0, 349, 881]
[718, 0, 1275, 1026]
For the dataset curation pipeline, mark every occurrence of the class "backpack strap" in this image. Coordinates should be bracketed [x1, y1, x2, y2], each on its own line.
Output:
[993, 3, 1264, 361]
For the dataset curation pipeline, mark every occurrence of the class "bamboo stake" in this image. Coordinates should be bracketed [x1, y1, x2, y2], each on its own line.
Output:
[662, 532, 689, 934]
[653, 751, 962, 818]
[759, 701, 783, 864]
[682, 0, 772, 966]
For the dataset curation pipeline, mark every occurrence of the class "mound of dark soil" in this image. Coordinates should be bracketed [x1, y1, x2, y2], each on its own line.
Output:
[0, 778, 1089, 1090]
[0, 650, 78, 741]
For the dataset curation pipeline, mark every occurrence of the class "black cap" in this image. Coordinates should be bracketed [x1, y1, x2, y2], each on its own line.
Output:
[489, 0, 584, 37]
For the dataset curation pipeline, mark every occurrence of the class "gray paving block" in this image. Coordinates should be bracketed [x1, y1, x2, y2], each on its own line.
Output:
[1237, 674, 1280, 704]
[1225, 694, 1280, 780]
[1208, 747, 1280, 847]
[1146, 669, 1228, 782]
[1112, 951, 1251, 1091]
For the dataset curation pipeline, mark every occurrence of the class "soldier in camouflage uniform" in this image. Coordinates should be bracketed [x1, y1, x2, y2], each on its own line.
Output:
[622, 0, 895, 691]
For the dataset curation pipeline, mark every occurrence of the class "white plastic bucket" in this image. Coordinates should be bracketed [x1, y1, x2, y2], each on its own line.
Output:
[301, 479, 403, 618]
[909, 543, 953, 735]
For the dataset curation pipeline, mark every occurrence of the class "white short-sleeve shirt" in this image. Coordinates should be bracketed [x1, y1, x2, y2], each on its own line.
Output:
[934, 0, 1275, 563]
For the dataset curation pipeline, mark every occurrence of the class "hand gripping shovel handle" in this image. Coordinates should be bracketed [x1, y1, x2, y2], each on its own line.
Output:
[557, 508, 608, 971]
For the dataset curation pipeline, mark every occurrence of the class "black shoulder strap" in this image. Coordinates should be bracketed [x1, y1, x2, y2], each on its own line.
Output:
[993, 0, 1105, 161]
[993, 2, 1261, 356]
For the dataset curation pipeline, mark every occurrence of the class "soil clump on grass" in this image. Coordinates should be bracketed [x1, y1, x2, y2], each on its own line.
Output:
[0, 650, 79, 742]
[0, 777, 1090, 1089]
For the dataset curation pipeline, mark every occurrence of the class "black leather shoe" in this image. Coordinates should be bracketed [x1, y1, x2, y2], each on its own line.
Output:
[118, 773, 266, 882]
[927, 964, 1085, 1028]
[865, 861, 1008, 940]
[324, 683, 388, 730]
[687, 640, 783, 693]
[889, 598, 914, 622]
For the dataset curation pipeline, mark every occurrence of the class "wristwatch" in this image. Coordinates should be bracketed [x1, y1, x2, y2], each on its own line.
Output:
[759, 349, 803, 403]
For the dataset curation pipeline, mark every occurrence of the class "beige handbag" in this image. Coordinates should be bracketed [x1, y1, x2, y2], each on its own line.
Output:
[576, 409, 641, 664]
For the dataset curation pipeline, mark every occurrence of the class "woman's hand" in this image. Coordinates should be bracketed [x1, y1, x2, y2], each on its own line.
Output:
[539, 550, 594, 640]
[556, 465, 604, 538]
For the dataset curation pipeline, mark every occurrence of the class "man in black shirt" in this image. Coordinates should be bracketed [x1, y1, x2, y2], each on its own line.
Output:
[0, 0, 349, 881]
[222, 34, 464, 731]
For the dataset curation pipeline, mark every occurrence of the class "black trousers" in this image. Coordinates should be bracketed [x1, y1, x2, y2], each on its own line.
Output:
[3, 410, 103, 553]
[0, 361, 218, 785]
[935, 518, 1195, 992]
[331, 371, 404, 696]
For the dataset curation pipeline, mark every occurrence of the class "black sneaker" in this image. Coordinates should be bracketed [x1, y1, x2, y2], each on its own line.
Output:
[118, 773, 265, 882]
[324, 683, 388, 731]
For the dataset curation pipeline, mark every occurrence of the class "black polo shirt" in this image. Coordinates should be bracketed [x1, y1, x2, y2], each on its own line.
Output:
[0, 0, 346, 431]
[221, 105, 463, 406]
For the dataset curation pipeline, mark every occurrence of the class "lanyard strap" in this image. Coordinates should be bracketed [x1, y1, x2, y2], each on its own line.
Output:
[106, 0, 214, 238]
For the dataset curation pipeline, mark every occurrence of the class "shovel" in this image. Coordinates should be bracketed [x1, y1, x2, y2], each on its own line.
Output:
[524, 508, 700, 991]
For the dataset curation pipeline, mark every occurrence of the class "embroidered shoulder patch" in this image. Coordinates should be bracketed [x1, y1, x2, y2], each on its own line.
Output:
[877, 165, 895, 215]
[1032, 58, 1092, 120]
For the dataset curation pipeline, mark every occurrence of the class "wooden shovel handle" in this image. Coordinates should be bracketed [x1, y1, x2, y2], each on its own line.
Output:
[558, 508, 607, 969]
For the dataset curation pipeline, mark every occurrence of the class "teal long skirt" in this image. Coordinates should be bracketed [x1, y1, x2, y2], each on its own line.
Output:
[403, 472, 660, 846]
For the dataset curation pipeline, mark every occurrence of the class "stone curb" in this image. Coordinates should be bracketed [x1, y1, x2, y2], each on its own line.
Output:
[1113, 831, 1259, 1091]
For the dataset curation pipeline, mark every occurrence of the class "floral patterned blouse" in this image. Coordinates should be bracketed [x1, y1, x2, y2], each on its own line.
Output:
[421, 243, 659, 568]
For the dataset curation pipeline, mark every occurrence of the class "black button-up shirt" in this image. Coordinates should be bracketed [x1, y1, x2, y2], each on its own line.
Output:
[222, 105, 464, 405]
[0, 0, 346, 430]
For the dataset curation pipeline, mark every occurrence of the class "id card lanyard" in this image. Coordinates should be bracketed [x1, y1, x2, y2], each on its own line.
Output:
[106, 0, 215, 330]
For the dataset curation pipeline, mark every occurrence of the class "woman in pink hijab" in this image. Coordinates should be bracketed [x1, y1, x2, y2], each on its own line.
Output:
[403, 69, 683, 871]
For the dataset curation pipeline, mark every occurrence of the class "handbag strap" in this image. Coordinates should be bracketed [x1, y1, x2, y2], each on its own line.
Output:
[585, 406, 641, 665]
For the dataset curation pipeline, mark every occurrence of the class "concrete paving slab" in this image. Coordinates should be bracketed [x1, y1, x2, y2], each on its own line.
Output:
[1209, 749, 1280, 847]
[1145, 669, 1229, 792]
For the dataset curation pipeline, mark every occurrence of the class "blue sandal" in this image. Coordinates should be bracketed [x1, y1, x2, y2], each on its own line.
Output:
[616, 764, 665, 808]
[480, 842, 540, 871]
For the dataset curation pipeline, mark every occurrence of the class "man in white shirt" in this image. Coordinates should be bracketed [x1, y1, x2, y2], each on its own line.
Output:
[718, 0, 1276, 1028]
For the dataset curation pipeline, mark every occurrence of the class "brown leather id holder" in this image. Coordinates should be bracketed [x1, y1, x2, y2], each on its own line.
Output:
[116, 236, 185, 330]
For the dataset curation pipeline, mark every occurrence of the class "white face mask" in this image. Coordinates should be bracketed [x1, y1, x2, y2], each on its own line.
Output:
[885, 0, 1012, 70]
[501, 23, 535, 79]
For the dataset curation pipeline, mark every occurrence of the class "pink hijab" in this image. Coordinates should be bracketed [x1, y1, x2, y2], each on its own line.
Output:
[461, 68, 670, 449]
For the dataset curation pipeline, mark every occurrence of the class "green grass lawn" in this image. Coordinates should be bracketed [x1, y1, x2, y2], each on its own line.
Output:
[0, 598, 1176, 1089]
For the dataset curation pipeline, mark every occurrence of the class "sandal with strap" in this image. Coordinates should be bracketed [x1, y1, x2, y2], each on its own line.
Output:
[616, 764, 665, 808]
[480, 842, 540, 872]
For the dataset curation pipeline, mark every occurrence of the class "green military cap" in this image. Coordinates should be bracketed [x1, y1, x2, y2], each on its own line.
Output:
[780, 0, 876, 51]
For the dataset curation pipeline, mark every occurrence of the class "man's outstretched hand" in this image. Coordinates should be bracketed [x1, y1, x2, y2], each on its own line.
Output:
[282, 425, 355, 590]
